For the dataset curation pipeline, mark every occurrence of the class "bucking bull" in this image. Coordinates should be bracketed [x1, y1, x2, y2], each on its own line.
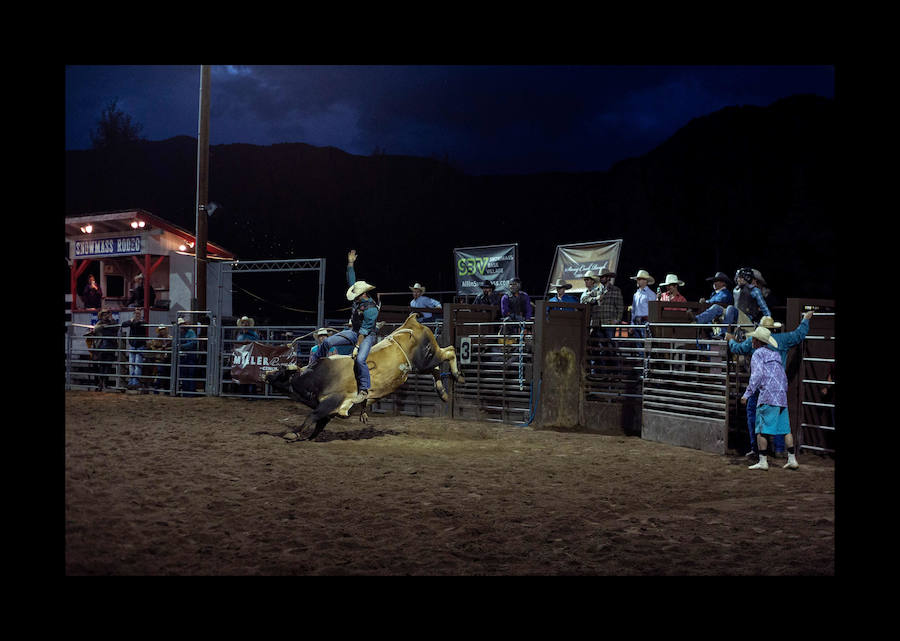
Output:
[260, 313, 465, 441]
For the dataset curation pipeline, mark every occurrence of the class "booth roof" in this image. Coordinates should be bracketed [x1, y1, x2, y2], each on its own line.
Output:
[65, 209, 235, 259]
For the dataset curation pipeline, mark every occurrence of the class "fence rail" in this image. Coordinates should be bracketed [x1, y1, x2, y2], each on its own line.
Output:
[65, 298, 835, 456]
[65, 316, 210, 396]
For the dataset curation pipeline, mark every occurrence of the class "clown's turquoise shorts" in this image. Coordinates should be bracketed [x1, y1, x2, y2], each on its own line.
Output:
[755, 403, 790, 436]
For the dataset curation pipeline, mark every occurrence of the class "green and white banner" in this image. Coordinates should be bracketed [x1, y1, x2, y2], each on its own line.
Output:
[454, 243, 518, 295]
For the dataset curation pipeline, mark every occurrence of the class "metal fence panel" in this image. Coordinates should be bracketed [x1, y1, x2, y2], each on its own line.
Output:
[451, 320, 535, 425]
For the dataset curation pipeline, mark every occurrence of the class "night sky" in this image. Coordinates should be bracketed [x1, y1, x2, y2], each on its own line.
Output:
[65, 65, 834, 176]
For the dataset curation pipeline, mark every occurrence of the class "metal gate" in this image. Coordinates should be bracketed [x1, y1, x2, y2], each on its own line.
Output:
[788, 299, 836, 455]
[451, 318, 535, 424]
[640, 327, 730, 453]
[65, 313, 210, 396]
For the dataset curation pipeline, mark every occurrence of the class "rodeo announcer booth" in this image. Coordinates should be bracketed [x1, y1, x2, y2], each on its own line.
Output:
[307, 249, 379, 404]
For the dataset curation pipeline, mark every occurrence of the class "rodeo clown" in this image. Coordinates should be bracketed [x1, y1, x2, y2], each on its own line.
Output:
[308, 249, 379, 404]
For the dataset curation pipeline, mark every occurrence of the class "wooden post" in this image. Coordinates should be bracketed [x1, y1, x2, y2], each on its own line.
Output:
[143, 252, 151, 319]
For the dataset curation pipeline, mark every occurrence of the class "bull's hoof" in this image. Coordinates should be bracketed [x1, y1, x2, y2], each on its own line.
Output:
[282, 431, 300, 442]
[360, 412, 369, 424]
[440, 392, 449, 402]
[457, 376, 466, 384]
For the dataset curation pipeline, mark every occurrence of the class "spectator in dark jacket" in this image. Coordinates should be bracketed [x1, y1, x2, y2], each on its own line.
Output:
[82, 274, 103, 309]
[91, 309, 119, 390]
[501, 278, 533, 321]
[126, 273, 156, 308]
[120, 308, 147, 390]
[178, 318, 199, 394]
[473, 281, 502, 308]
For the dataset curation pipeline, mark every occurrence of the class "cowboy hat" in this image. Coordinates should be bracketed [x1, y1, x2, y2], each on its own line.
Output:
[346, 280, 376, 301]
[582, 270, 603, 280]
[660, 274, 685, 287]
[237, 315, 255, 327]
[705, 271, 734, 288]
[479, 280, 495, 289]
[409, 283, 426, 293]
[748, 325, 779, 348]
[758, 316, 783, 330]
[549, 279, 572, 290]
[315, 327, 333, 336]
[597, 267, 616, 278]
[629, 269, 655, 285]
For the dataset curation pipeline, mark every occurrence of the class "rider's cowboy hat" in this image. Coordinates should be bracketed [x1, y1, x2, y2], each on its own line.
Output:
[346, 280, 376, 301]
[237, 315, 255, 327]
[758, 316, 783, 330]
[549, 279, 572, 290]
[659, 274, 685, 287]
[629, 269, 655, 285]
[748, 325, 779, 348]
[409, 283, 426, 293]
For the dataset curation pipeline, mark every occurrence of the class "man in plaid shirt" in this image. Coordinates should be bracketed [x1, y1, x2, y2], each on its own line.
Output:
[593, 267, 624, 337]
[585, 267, 624, 371]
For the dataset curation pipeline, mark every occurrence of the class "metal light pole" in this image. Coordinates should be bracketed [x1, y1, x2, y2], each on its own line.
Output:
[194, 64, 211, 311]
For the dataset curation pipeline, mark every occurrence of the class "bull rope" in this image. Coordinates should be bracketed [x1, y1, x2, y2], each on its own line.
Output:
[385, 328, 414, 371]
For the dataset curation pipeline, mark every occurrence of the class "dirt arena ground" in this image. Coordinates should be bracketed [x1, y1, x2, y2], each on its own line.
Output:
[64, 390, 835, 575]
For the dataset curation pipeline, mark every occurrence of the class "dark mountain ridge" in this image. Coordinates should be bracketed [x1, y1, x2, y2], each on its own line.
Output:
[65, 94, 834, 322]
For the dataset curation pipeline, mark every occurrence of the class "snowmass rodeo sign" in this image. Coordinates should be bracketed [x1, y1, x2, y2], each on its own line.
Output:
[74, 236, 142, 257]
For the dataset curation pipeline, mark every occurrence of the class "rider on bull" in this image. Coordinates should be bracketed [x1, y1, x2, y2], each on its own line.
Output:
[308, 249, 379, 404]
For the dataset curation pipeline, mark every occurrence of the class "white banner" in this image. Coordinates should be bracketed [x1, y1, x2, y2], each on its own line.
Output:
[545, 239, 623, 295]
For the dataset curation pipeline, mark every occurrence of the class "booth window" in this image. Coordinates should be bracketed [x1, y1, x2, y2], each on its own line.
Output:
[105, 275, 125, 298]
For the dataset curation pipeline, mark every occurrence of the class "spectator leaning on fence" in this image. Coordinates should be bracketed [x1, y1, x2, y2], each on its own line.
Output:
[120, 308, 147, 390]
[235, 316, 260, 395]
[595, 267, 624, 330]
[501, 278, 533, 321]
[579, 270, 603, 305]
[547, 279, 578, 311]
[178, 318, 198, 393]
[628, 269, 657, 333]
[145, 325, 171, 393]
[741, 326, 800, 471]
[658, 274, 687, 302]
[474, 280, 502, 308]
[236, 316, 259, 343]
[310, 328, 333, 357]
[409, 283, 441, 320]
[92, 308, 118, 391]
[310, 328, 354, 358]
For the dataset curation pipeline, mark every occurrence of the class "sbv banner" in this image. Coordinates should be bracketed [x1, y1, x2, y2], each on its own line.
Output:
[454, 243, 518, 295]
